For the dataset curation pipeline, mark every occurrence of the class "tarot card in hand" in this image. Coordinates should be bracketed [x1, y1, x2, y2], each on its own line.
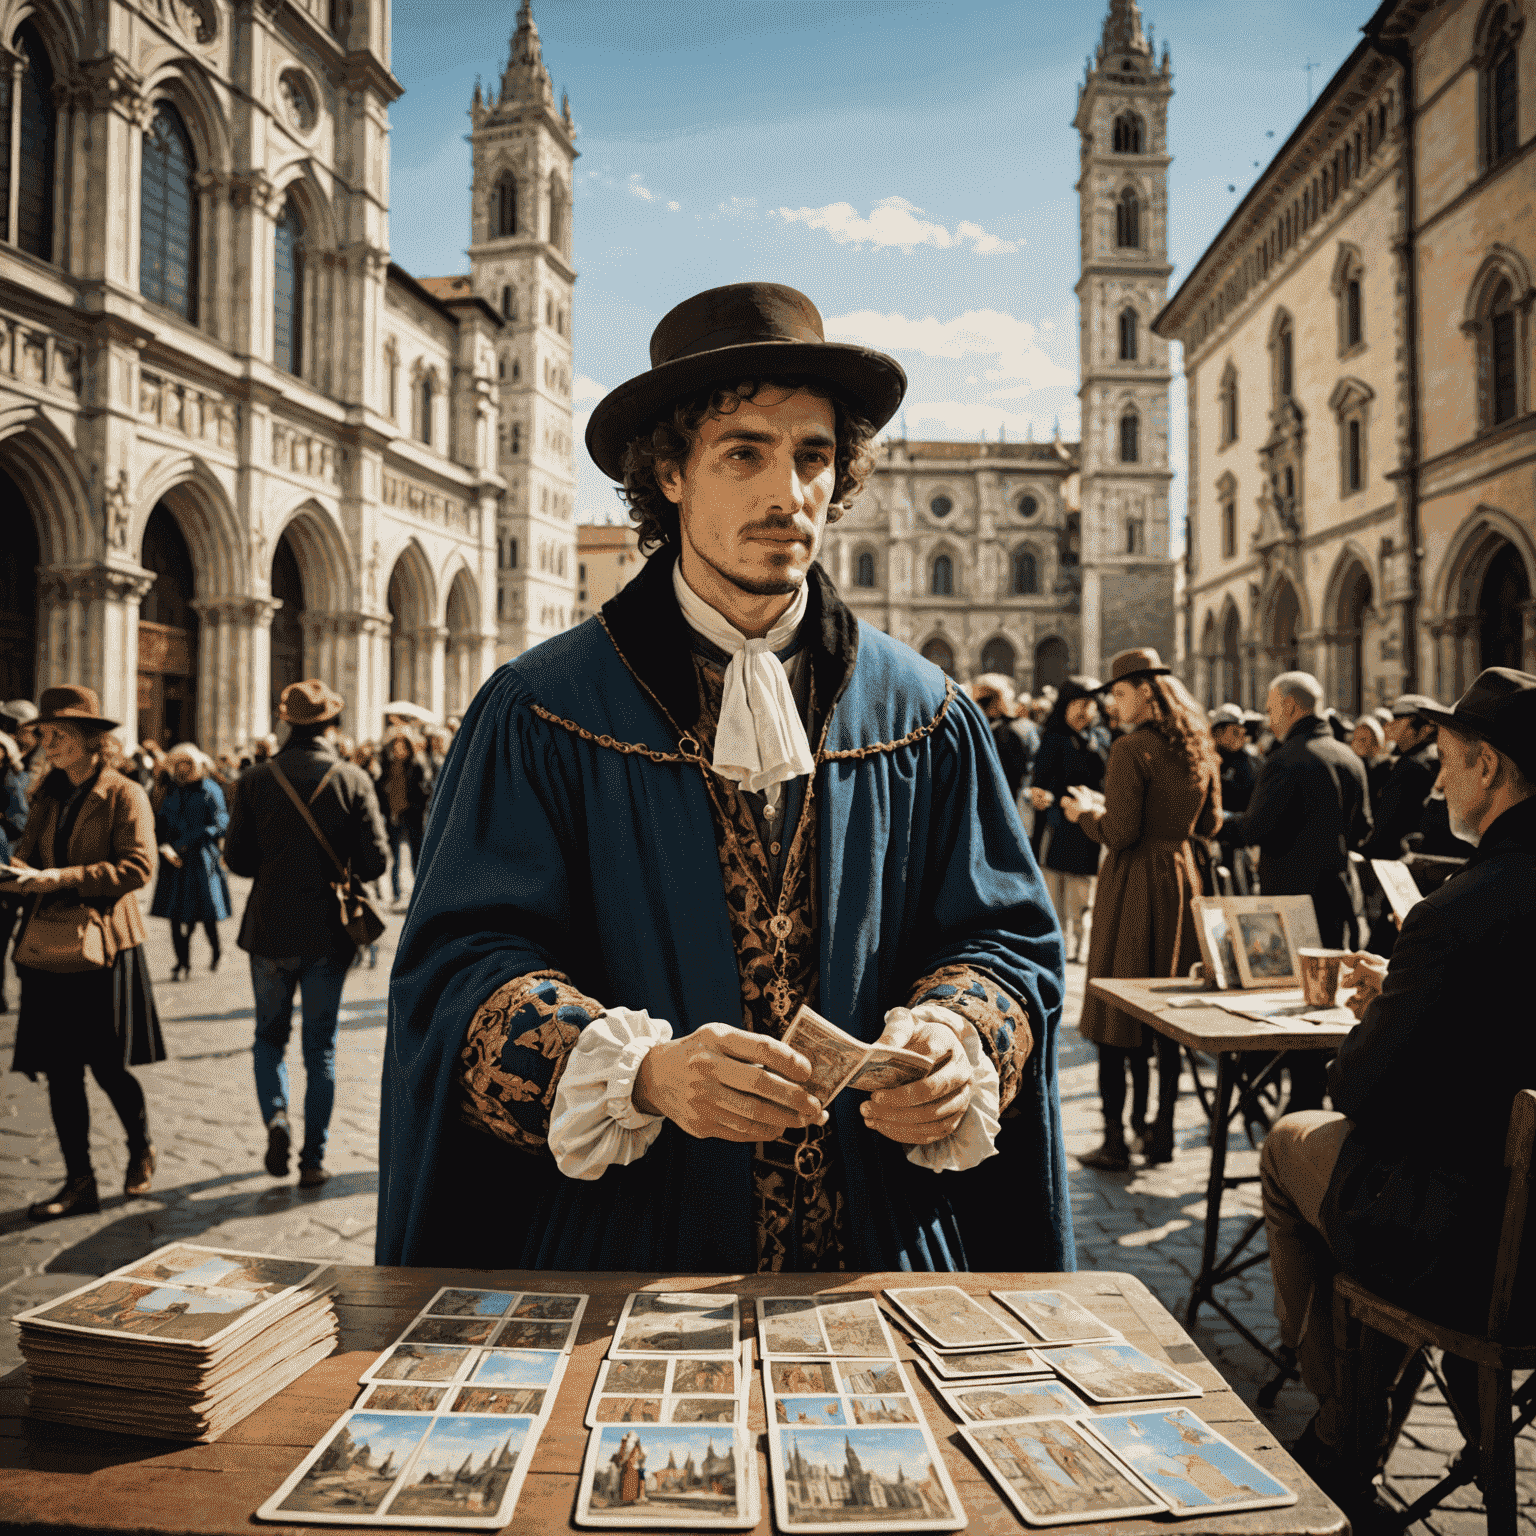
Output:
[1038, 1342, 1202, 1404]
[767, 1423, 966, 1532]
[960, 1416, 1164, 1526]
[909, 1334, 1047, 1381]
[933, 1376, 1089, 1423]
[758, 1294, 898, 1358]
[781, 1004, 927, 1104]
[610, 1292, 739, 1358]
[1081, 1408, 1296, 1516]
[884, 1285, 1026, 1349]
[576, 1423, 757, 1528]
[990, 1290, 1120, 1347]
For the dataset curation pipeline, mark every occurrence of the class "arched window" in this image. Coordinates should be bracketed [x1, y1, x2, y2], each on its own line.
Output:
[921, 637, 955, 676]
[385, 339, 398, 419]
[500, 284, 514, 319]
[931, 554, 954, 596]
[1112, 112, 1144, 153]
[273, 202, 304, 375]
[1347, 418, 1362, 491]
[1222, 496, 1236, 558]
[548, 174, 566, 251]
[980, 637, 1016, 677]
[1119, 411, 1140, 463]
[495, 172, 517, 237]
[1118, 307, 1139, 362]
[1484, 5, 1519, 166]
[929, 494, 953, 519]
[1011, 547, 1039, 595]
[1346, 277, 1363, 348]
[1116, 187, 1140, 248]
[1489, 278, 1517, 426]
[1017, 493, 1038, 518]
[1271, 312, 1294, 402]
[1219, 363, 1239, 445]
[855, 551, 876, 588]
[419, 373, 434, 446]
[9, 22, 56, 259]
[140, 103, 199, 321]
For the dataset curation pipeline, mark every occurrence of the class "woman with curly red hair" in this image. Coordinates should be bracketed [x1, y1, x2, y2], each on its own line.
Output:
[1063, 648, 1222, 1169]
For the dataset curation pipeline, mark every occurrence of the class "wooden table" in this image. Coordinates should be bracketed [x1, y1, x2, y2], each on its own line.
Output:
[0, 1268, 1343, 1535]
[1089, 977, 1354, 1389]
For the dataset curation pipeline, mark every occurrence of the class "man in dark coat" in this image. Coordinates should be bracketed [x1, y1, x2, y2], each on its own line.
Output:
[225, 679, 388, 1187]
[1259, 667, 1536, 1526]
[1211, 703, 1260, 894]
[1358, 693, 1439, 862]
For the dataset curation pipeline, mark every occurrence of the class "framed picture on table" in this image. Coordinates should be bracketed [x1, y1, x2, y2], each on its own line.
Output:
[1192, 896, 1318, 990]
[1192, 898, 1240, 990]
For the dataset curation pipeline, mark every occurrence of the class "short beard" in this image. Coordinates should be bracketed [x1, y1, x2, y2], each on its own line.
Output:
[690, 536, 810, 599]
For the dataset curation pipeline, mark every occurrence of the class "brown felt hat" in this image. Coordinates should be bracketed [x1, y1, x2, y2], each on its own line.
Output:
[36, 685, 119, 732]
[584, 282, 907, 481]
[1098, 647, 1173, 689]
[279, 678, 344, 725]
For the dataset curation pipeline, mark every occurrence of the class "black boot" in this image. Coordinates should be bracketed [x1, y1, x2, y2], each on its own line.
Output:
[29, 1174, 100, 1222]
[1079, 1133, 1131, 1172]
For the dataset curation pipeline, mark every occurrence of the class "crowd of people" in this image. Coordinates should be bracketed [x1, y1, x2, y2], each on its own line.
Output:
[0, 688, 456, 1219]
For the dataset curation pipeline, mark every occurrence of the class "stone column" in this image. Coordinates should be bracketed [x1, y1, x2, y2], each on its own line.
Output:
[419, 624, 450, 719]
[36, 565, 155, 738]
[190, 599, 231, 754]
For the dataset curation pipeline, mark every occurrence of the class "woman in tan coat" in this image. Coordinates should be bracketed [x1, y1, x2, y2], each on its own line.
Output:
[7, 687, 165, 1220]
[1063, 649, 1221, 1170]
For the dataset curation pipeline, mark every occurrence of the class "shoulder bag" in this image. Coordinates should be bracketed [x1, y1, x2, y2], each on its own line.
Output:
[14, 894, 117, 972]
[269, 760, 386, 949]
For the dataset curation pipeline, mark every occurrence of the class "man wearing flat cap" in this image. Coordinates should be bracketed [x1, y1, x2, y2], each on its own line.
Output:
[1259, 668, 1536, 1522]
[381, 282, 1069, 1273]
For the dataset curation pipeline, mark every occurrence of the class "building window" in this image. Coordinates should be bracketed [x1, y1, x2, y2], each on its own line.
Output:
[1126, 518, 1146, 554]
[1270, 311, 1294, 402]
[419, 374, 434, 446]
[855, 551, 876, 587]
[1483, 5, 1520, 166]
[508, 538, 518, 569]
[1346, 278, 1363, 348]
[929, 494, 953, 518]
[385, 341, 398, 419]
[1118, 307, 1139, 362]
[1490, 278, 1518, 426]
[501, 284, 515, 319]
[1017, 493, 1038, 518]
[498, 356, 506, 380]
[1222, 498, 1236, 559]
[1218, 363, 1239, 446]
[9, 22, 56, 259]
[921, 637, 956, 676]
[1112, 111, 1144, 153]
[1011, 548, 1038, 595]
[140, 102, 199, 321]
[1346, 418, 1363, 491]
[511, 423, 522, 454]
[1116, 187, 1140, 248]
[273, 202, 304, 376]
[1119, 411, 1140, 463]
[495, 172, 517, 237]
[931, 554, 954, 596]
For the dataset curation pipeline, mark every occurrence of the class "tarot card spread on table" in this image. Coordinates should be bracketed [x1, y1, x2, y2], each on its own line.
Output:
[358, 1291, 586, 1381]
[610, 1292, 739, 1358]
[934, 1377, 1090, 1422]
[1081, 1408, 1297, 1515]
[960, 1417, 1164, 1526]
[766, 1423, 966, 1532]
[990, 1290, 1120, 1347]
[589, 1354, 742, 1427]
[884, 1286, 1025, 1350]
[910, 1337, 1049, 1380]
[256, 1410, 536, 1528]
[765, 1358, 922, 1431]
[758, 1295, 897, 1358]
[576, 1424, 757, 1529]
[1037, 1343, 1203, 1404]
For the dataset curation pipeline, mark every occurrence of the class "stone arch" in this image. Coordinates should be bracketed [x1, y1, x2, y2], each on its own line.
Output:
[386, 538, 438, 706]
[133, 452, 243, 598]
[978, 635, 1016, 679]
[271, 160, 340, 253]
[1463, 244, 1533, 428]
[1432, 507, 1536, 690]
[928, 543, 960, 597]
[1199, 609, 1218, 707]
[272, 497, 352, 614]
[3, 0, 87, 69]
[1033, 635, 1070, 689]
[140, 54, 234, 176]
[0, 408, 91, 565]
[1259, 572, 1305, 688]
[443, 563, 480, 718]
[1217, 597, 1243, 706]
[1323, 545, 1376, 716]
[918, 634, 956, 677]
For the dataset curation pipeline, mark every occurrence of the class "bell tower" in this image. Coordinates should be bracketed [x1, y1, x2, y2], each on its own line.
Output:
[1073, 0, 1177, 676]
[469, 1, 579, 660]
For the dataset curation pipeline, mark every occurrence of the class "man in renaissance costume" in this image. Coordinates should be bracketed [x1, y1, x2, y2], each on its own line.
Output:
[378, 283, 1070, 1272]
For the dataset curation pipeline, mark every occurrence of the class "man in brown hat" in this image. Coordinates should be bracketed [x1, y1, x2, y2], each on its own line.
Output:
[224, 680, 388, 1187]
[1259, 668, 1536, 1525]
[380, 282, 1069, 1275]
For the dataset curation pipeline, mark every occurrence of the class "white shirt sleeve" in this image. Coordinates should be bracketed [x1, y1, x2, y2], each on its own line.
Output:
[547, 1007, 673, 1180]
[883, 1002, 1002, 1173]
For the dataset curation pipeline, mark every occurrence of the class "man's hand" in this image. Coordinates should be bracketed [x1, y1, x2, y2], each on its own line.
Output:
[1340, 951, 1387, 1020]
[632, 1024, 825, 1142]
[861, 1009, 975, 1146]
[1060, 792, 1085, 824]
[1028, 787, 1054, 811]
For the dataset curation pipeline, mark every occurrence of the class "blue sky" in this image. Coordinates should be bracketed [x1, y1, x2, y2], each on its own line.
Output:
[388, 0, 1371, 527]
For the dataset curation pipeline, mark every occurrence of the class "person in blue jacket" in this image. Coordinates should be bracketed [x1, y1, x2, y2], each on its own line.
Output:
[379, 283, 1070, 1274]
[151, 743, 232, 979]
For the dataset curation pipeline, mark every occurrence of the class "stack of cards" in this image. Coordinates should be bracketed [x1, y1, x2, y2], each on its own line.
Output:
[13, 1242, 336, 1442]
[257, 1285, 587, 1528]
[884, 1284, 1050, 1383]
[758, 1295, 967, 1533]
[576, 1291, 759, 1528]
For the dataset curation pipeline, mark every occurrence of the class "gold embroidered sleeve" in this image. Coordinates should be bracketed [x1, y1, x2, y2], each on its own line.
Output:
[908, 964, 1033, 1115]
[457, 969, 606, 1153]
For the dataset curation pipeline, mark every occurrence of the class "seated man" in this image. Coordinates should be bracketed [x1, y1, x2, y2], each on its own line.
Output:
[1260, 667, 1536, 1523]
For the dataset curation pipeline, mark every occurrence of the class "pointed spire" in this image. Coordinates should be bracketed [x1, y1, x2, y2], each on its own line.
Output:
[512, 0, 541, 68]
[499, 0, 555, 109]
[472, 76, 482, 110]
[1098, 0, 1151, 62]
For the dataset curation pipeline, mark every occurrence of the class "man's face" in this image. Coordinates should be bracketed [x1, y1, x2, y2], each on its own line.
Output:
[1213, 723, 1245, 753]
[1265, 688, 1295, 739]
[17, 723, 37, 751]
[660, 387, 838, 599]
[1436, 728, 1496, 843]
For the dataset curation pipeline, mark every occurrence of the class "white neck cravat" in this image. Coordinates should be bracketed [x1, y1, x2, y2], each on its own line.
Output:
[673, 563, 815, 812]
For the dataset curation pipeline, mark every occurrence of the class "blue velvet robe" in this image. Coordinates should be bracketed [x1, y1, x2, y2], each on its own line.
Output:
[378, 556, 1071, 1273]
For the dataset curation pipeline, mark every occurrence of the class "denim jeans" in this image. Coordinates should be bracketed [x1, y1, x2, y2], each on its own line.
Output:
[250, 951, 350, 1169]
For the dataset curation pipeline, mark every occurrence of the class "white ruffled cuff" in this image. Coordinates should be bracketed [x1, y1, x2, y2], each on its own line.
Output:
[547, 1007, 673, 1181]
[883, 1002, 1002, 1174]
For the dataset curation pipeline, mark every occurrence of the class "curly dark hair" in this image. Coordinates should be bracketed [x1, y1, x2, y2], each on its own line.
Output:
[618, 377, 879, 554]
[1138, 673, 1222, 783]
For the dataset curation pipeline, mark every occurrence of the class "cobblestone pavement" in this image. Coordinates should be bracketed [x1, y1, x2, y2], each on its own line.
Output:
[1, 890, 1529, 1531]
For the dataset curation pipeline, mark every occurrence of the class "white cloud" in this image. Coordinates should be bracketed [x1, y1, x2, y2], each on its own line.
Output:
[772, 196, 1020, 256]
[572, 374, 609, 406]
[627, 172, 655, 202]
[823, 308, 1074, 390]
[667, 200, 681, 212]
[716, 195, 758, 218]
